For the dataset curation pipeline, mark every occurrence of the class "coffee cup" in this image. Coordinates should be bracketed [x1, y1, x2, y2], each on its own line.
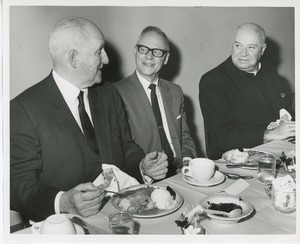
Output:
[182, 158, 215, 182]
[41, 214, 76, 234]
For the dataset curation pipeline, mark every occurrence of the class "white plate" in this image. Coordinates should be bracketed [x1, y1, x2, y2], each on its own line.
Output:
[31, 221, 84, 234]
[182, 171, 225, 187]
[111, 184, 183, 218]
[199, 193, 254, 224]
[222, 149, 278, 170]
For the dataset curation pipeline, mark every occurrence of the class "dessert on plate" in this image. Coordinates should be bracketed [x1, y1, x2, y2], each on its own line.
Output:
[116, 186, 178, 214]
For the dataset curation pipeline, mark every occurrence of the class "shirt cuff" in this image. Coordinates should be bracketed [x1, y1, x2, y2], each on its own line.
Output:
[139, 160, 153, 184]
[54, 191, 65, 214]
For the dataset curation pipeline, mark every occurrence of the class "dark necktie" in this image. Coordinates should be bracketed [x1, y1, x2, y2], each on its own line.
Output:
[78, 91, 99, 154]
[148, 84, 174, 163]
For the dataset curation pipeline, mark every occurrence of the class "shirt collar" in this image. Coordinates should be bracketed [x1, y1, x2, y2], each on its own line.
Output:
[52, 70, 88, 104]
[247, 62, 261, 76]
[136, 70, 159, 91]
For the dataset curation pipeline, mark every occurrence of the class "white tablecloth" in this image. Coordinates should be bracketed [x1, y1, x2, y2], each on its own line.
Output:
[14, 139, 296, 236]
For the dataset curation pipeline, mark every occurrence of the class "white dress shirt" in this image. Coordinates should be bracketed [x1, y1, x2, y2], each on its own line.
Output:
[136, 71, 176, 157]
[53, 70, 93, 130]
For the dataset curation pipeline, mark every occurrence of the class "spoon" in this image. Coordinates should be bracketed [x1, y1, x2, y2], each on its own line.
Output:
[204, 208, 242, 218]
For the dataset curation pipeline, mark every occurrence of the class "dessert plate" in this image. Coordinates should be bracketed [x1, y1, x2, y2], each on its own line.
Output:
[182, 171, 225, 187]
[199, 193, 254, 223]
[222, 149, 279, 170]
[111, 184, 183, 218]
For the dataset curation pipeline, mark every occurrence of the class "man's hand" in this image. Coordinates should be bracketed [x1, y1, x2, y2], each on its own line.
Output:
[141, 151, 168, 180]
[59, 183, 106, 217]
[264, 121, 295, 143]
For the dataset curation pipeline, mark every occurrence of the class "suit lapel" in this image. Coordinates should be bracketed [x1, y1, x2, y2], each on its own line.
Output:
[46, 73, 102, 157]
[130, 73, 158, 127]
[46, 74, 83, 137]
[159, 79, 181, 155]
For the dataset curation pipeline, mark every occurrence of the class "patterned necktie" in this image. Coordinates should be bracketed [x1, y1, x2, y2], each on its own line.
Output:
[148, 84, 174, 163]
[78, 91, 99, 154]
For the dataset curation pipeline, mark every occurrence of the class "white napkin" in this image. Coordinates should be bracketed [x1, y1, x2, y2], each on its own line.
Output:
[267, 108, 292, 130]
[223, 179, 249, 196]
[93, 164, 140, 195]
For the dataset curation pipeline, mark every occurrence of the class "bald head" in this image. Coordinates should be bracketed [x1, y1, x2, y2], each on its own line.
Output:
[49, 17, 103, 67]
[231, 23, 267, 72]
[234, 23, 266, 46]
[48, 17, 109, 89]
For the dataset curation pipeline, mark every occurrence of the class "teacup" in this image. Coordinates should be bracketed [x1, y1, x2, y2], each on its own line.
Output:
[182, 158, 215, 182]
[41, 214, 76, 234]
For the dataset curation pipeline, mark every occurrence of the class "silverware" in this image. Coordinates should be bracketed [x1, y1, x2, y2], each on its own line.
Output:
[71, 216, 89, 234]
[99, 190, 121, 197]
[220, 171, 253, 180]
[226, 164, 257, 168]
[71, 216, 110, 234]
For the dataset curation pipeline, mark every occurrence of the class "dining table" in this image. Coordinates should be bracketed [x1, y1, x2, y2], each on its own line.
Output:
[13, 139, 297, 238]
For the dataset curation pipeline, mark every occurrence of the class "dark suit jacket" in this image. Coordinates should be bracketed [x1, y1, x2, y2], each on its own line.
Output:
[199, 57, 293, 159]
[10, 72, 145, 221]
[114, 72, 197, 173]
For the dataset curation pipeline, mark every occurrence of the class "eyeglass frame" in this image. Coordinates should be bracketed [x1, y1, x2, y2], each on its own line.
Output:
[136, 44, 168, 58]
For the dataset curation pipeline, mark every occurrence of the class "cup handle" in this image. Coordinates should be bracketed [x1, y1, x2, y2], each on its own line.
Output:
[264, 182, 273, 198]
[182, 166, 192, 178]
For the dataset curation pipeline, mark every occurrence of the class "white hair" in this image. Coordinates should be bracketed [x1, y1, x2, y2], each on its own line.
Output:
[49, 17, 99, 66]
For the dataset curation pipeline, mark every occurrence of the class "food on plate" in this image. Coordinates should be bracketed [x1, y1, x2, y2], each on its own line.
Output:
[222, 149, 250, 164]
[151, 187, 177, 210]
[116, 186, 179, 214]
[207, 201, 242, 215]
[222, 149, 268, 166]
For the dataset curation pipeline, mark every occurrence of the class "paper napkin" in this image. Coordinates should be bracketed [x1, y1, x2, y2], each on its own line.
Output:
[93, 164, 140, 195]
[267, 108, 292, 130]
[223, 179, 250, 196]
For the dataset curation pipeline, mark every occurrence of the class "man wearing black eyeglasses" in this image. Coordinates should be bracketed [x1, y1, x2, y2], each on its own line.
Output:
[115, 26, 196, 183]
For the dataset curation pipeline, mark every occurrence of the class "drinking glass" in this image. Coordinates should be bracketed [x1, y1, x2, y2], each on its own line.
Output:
[257, 154, 276, 183]
[109, 211, 133, 234]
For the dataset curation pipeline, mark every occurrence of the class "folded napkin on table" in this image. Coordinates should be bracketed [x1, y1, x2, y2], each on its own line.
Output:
[93, 164, 140, 195]
[223, 178, 249, 196]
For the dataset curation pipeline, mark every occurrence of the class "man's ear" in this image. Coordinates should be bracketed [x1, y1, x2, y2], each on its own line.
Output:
[69, 49, 77, 68]
[164, 52, 170, 65]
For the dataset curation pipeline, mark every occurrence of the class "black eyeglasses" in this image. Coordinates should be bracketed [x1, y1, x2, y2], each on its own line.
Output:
[136, 44, 168, 58]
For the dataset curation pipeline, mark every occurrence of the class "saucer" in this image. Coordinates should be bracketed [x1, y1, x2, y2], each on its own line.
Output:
[182, 171, 225, 187]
